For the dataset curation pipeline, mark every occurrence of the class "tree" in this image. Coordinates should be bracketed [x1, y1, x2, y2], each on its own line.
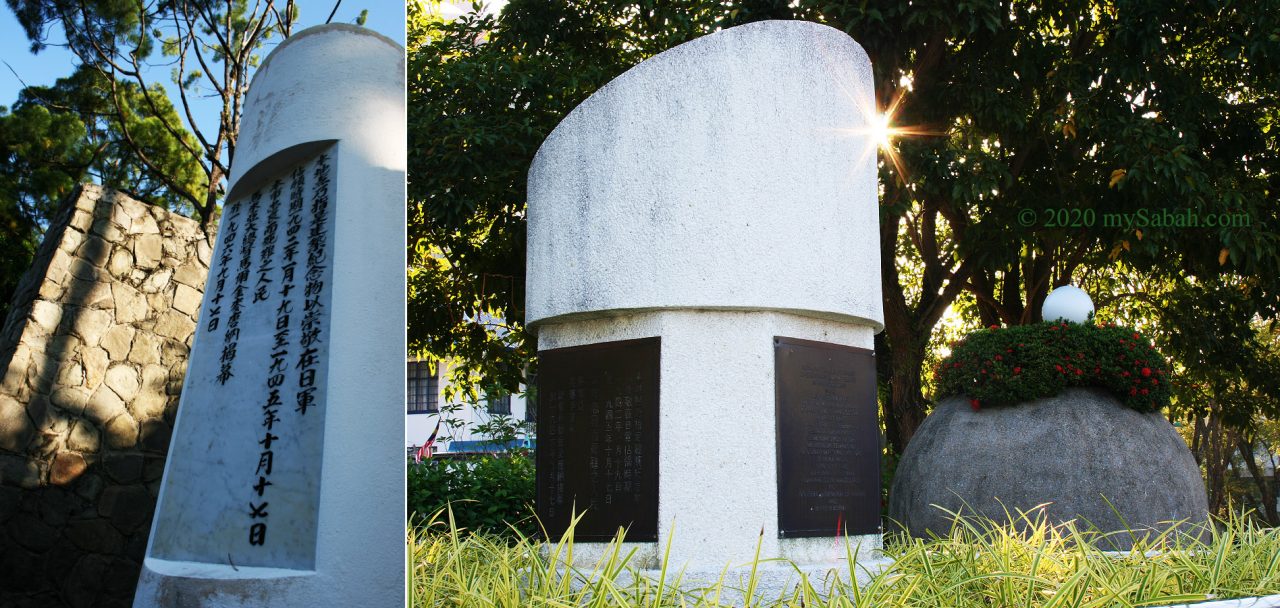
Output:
[6, 0, 300, 225]
[408, 0, 725, 394]
[410, 0, 1280, 459]
[0, 66, 209, 321]
[2, 67, 208, 214]
[1096, 274, 1280, 521]
[824, 0, 1280, 454]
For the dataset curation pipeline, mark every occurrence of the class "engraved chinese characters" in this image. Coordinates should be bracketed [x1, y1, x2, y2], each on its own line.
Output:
[147, 150, 334, 569]
[774, 337, 879, 537]
[537, 338, 660, 542]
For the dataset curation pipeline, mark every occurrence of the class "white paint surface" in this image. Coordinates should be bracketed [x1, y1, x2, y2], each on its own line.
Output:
[135, 24, 405, 608]
[526, 20, 883, 332]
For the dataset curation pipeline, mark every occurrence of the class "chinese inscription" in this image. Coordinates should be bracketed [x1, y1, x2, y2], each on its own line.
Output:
[147, 148, 335, 569]
[536, 337, 660, 542]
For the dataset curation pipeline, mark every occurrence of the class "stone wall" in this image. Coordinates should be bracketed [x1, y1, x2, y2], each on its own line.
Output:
[0, 185, 211, 608]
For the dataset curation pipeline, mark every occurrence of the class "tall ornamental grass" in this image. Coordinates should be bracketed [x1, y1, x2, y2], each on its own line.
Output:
[408, 509, 1280, 607]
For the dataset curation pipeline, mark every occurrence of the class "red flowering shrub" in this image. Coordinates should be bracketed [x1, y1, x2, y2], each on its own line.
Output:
[934, 321, 1171, 412]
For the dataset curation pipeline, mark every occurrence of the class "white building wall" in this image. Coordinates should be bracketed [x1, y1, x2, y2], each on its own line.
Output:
[405, 358, 531, 454]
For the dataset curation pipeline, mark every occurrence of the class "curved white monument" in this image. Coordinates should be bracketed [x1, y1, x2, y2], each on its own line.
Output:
[134, 24, 405, 607]
[527, 20, 886, 591]
[528, 20, 882, 329]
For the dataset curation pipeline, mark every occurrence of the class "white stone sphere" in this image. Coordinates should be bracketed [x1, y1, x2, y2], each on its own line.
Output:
[1042, 285, 1095, 323]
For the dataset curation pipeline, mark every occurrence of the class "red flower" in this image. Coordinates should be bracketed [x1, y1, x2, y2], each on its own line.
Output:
[970, 398, 981, 411]
[1133, 332, 1140, 339]
[1055, 364, 1063, 373]
[989, 324, 1000, 330]
[1075, 369, 1084, 376]
[1014, 367, 1022, 374]
[1130, 387, 1138, 396]
[1122, 371, 1130, 377]
[995, 355, 1003, 361]
[1152, 379, 1159, 385]
[1141, 388, 1149, 395]
[1141, 367, 1151, 377]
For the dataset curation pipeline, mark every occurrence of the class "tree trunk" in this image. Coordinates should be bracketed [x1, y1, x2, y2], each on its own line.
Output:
[879, 324, 929, 457]
[1197, 405, 1236, 516]
[1237, 438, 1279, 525]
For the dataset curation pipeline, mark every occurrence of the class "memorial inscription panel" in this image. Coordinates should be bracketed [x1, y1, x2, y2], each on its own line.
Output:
[774, 337, 879, 538]
[149, 148, 336, 569]
[537, 337, 660, 542]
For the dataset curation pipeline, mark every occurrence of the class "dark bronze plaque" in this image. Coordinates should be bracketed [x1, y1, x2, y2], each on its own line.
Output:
[775, 337, 879, 538]
[537, 337, 660, 542]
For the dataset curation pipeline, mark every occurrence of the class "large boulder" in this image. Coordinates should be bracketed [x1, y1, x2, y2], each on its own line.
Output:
[888, 388, 1208, 549]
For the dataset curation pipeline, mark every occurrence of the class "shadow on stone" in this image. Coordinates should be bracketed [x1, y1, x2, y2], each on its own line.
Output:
[0, 185, 211, 608]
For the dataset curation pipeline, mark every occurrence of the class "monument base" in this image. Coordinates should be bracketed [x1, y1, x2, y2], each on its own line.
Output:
[551, 530, 883, 600]
[556, 550, 892, 603]
[134, 559, 315, 607]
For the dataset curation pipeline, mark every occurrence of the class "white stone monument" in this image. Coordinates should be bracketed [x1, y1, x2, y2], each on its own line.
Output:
[527, 20, 886, 590]
[133, 25, 405, 607]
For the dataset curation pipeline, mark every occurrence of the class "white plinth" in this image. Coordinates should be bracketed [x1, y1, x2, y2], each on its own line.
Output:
[134, 24, 405, 608]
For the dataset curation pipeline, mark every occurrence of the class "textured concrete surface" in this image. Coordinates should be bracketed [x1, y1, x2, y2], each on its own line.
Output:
[888, 388, 1209, 549]
[0, 185, 209, 608]
[538, 309, 880, 570]
[526, 19, 882, 331]
[561, 557, 895, 604]
[134, 24, 405, 608]
[1151, 594, 1280, 608]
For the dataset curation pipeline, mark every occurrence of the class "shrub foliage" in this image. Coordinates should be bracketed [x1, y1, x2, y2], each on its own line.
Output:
[407, 450, 536, 537]
[935, 321, 1172, 411]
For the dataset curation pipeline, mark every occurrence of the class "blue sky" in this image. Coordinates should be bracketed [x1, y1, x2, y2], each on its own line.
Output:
[1, 0, 406, 149]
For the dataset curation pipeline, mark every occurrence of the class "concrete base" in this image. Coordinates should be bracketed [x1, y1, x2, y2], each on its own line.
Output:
[558, 555, 894, 604]
[568, 565, 1280, 608]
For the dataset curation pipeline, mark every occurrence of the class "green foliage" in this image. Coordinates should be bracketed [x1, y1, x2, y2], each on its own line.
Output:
[409, 508, 1280, 607]
[0, 66, 209, 315]
[0, 98, 87, 322]
[408, 0, 1280, 458]
[8, 67, 207, 213]
[407, 450, 536, 537]
[935, 321, 1172, 412]
[0, 102, 88, 218]
[7, 0, 295, 224]
[407, 0, 728, 395]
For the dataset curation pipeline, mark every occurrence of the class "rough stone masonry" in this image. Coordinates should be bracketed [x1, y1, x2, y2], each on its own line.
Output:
[0, 184, 211, 608]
